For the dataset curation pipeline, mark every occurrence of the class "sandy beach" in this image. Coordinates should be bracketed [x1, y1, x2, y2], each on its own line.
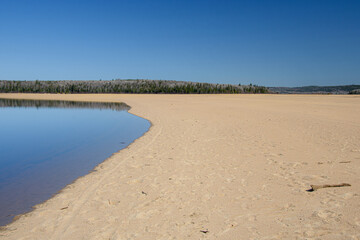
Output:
[0, 93, 359, 240]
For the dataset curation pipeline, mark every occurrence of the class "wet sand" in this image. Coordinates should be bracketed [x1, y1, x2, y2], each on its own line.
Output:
[0, 93, 359, 239]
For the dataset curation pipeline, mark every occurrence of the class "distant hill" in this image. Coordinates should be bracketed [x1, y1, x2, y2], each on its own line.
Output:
[269, 85, 360, 94]
[349, 89, 360, 94]
[0, 79, 268, 94]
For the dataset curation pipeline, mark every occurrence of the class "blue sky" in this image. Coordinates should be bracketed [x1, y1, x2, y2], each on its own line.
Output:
[0, 0, 359, 87]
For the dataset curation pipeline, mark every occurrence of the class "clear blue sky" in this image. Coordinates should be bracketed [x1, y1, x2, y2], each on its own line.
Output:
[0, 0, 359, 87]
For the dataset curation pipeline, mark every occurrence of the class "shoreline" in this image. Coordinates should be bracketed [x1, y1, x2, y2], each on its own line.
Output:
[0, 96, 150, 227]
[0, 94, 156, 230]
[1, 93, 359, 239]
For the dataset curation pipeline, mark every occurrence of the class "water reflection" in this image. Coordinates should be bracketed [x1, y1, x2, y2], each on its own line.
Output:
[0, 98, 130, 111]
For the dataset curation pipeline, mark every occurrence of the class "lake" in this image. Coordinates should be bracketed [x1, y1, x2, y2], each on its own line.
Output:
[0, 98, 150, 226]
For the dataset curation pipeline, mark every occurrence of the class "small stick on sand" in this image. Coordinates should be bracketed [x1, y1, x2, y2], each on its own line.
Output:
[307, 183, 351, 192]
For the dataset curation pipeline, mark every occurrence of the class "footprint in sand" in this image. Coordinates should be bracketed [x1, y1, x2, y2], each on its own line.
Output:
[240, 178, 247, 187]
[282, 203, 296, 211]
[312, 209, 342, 223]
[342, 192, 356, 200]
[267, 158, 278, 164]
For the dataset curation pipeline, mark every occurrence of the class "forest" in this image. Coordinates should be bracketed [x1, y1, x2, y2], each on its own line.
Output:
[269, 85, 360, 94]
[0, 79, 269, 94]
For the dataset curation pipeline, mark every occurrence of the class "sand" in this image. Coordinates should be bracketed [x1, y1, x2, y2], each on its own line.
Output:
[0, 93, 359, 240]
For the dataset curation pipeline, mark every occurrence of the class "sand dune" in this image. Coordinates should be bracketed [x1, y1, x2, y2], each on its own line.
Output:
[0, 93, 359, 239]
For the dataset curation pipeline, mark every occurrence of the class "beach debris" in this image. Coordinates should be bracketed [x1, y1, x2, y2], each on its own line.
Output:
[200, 229, 209, 234]
[141, 191, 147, 195]
[307, 183, 351, 192]
[60, 206, 68, 210]
[339, 161, 351, 164]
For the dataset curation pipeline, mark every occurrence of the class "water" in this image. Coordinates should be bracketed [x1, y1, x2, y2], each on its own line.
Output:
[0, 99, 150, 226]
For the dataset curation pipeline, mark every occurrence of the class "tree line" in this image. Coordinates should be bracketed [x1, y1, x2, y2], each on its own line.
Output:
[0, 79, 269, 94]
[269, 85, 360, 94]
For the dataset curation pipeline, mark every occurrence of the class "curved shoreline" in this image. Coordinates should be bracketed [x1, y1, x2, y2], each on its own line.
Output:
[0, 96, 150, 227]
[0, 93, 359, 239]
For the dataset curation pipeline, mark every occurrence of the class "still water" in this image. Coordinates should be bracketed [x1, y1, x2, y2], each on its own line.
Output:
[0, 99, 150, 226]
